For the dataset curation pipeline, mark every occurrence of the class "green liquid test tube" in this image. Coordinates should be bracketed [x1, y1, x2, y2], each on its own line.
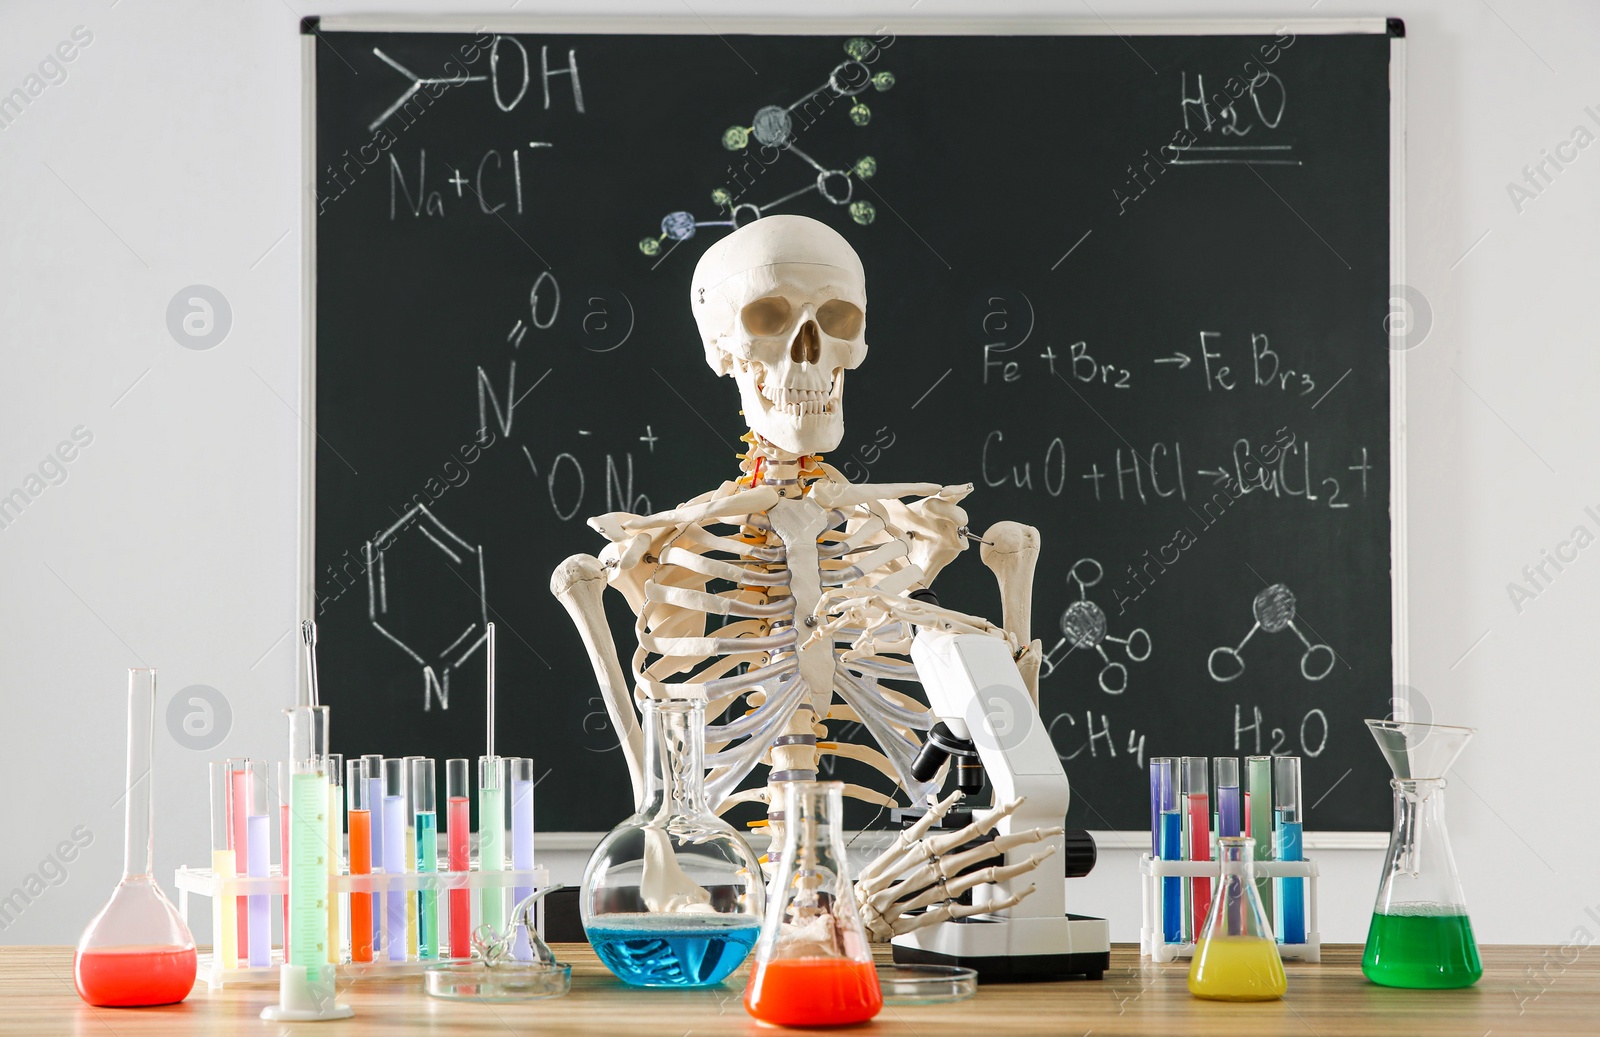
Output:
[479, 757, 507, 937]
[413, 758, 439, 960]
[1246, 755, 1274, 923]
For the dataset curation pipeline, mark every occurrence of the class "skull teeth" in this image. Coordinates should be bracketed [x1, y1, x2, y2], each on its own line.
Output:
[758, 383, 838, 418]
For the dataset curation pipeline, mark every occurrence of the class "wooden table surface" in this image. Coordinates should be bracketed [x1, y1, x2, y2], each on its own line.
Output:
[8, 943, 1596, 1036]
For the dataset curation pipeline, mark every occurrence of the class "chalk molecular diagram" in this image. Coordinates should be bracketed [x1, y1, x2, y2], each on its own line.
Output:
[364, 504, 489, 711]
[639, 38, 894, 257]
[1059, 558, 1152, 695]
[1207, 583, 1335, 683]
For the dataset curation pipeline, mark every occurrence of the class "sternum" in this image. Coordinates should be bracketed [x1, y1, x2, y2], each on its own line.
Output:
[765, 498, 832, 716]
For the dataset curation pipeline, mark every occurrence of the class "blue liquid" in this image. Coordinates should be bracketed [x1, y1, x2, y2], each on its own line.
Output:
[1275, 814, 1305, 944]
[587, 914, 760, 987]
[1160, 810, 1182, 943]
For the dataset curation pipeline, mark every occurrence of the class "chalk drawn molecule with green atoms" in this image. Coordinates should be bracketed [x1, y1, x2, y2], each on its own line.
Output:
[639, 38, 893, 257]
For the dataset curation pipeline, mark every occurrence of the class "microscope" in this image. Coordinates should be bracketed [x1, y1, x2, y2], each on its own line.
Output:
[890, 627, 1111, 981]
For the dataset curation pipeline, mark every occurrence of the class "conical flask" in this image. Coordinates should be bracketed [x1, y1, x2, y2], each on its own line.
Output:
[74, 669, 198, 1007]
[1362, 720, 1483, 989]
[744, 780, 882, 1027]
[1188, 837, 1287, 1001]
[580, 698, 764, 987]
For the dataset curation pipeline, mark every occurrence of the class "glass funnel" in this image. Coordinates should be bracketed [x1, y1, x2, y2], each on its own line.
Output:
[74, 669, 198, 1007]
[1187, 837, 1286, 1002]
[744, 780, 883, 1027]
[580, 698, 764, 987]
[1362, 720, 1482, 989]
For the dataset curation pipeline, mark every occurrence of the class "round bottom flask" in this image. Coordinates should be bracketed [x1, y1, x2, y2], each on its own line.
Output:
[581, 698, 764, 987]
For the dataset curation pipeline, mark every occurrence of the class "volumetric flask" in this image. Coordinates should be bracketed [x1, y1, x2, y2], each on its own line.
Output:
[74, 669, 198, 1007]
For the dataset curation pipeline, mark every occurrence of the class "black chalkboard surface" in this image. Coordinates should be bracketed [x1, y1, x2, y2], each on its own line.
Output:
[307, 19, 1402, 834]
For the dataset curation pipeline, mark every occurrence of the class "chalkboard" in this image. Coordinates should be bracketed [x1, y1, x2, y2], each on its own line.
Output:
[305, 18, 1404, 835]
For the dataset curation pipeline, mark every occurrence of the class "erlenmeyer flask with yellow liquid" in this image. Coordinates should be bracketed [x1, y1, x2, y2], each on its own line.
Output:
[1362, 719, 1483, 989]
[1187, 837, 1287, 1001]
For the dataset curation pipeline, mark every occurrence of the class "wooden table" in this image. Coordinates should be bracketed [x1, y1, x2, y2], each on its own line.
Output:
[8, 944, 1595, 1035]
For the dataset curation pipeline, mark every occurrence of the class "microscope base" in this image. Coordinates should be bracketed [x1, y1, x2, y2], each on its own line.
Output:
[891, 914, 1111, 982]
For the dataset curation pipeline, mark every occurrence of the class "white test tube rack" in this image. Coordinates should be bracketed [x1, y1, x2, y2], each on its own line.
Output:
[1138, 854, 1322, 963]
[175, 865, 551, 989]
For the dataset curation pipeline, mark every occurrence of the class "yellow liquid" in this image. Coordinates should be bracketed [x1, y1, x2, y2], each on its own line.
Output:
[1188, 936, 1288, 1001]
[211, 849, 238, 970]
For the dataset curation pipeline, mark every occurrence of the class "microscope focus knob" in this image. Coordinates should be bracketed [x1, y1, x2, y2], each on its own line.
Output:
[1062, 830, 1097, 879]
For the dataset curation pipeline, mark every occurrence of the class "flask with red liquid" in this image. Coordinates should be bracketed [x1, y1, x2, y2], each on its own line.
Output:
[74, 669, 198, 1007]
[744, 780, 882, 1027]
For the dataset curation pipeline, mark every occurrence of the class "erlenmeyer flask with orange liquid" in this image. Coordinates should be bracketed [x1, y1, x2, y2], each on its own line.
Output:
[74, 669, 198, 1007]
[744, 780, 882, 1027]
[1187, 837, 1287, 1002]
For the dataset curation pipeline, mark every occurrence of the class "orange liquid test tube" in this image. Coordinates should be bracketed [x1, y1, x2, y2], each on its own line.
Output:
[347, 758, 373, 963]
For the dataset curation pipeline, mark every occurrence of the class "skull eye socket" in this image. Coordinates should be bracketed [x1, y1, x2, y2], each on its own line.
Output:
[817, 300, 863, 339]
[740, 296, 794, 337]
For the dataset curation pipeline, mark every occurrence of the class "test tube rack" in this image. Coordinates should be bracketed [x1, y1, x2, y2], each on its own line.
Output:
[174, 865, 551, 989]
[1137, 854, 1322, 963]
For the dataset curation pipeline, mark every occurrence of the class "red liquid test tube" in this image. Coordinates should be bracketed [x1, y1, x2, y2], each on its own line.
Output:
[1183, 756, 1211, 940]
[447, 758, 471, 959]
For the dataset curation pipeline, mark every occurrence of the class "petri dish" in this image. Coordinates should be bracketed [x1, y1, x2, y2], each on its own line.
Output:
[423, 961, 572, 1002]
[876, 963, 978, 1004]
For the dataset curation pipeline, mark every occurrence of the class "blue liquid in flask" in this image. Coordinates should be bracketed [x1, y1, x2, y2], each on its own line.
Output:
[588, 913, 760, 987]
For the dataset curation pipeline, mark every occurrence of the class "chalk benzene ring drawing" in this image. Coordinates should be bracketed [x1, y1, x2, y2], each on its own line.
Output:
[638, 38, 894, 257]
[1060, 558, 1152, 695]
[365, 503, 490, 710]
[1207, 582, 1335, 682]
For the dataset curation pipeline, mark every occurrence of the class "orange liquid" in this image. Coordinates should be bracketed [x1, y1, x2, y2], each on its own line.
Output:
[349, 808, 373, 962]
[75, 944, 196, 1007]
[744, 957, 882, 1027]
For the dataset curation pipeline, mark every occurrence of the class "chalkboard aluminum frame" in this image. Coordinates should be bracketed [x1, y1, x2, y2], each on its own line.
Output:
[298, 16, 1406, 848]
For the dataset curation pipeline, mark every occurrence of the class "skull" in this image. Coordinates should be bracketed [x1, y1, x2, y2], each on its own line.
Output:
[691, 215, 867, 456]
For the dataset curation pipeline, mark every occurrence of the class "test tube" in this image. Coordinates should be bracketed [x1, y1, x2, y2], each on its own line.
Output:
[446, 759, 471, 958]
[413, 758, 439, 960]
[1246, 755, 1274, 921]
[246, 760, 271, 967]
[509, 757, 536, 960]
[208, 761, 239, 970]
[404, 755, 424, 959]
[227, 756, 250, 960]
[382, 759, 409, 961]
[1182, 757, 1211, 939]
[276, 760, 292, 961]
[285, 707, 332, 966]
[361, 753, 384, 950]
[1151, 758, 1181, 943]
[479, 756, 508, 940]
[325, 753, 343, 965]
[346, 757, 374, 963]
[1214, 757, 1241, 838]
[1274, 756, 1305, 945]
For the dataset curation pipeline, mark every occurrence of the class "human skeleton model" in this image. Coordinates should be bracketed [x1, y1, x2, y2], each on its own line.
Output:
[552, 215, 1057, 940]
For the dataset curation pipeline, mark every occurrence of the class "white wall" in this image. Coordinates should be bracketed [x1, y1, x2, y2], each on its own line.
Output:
[3, 0, 1597, 949]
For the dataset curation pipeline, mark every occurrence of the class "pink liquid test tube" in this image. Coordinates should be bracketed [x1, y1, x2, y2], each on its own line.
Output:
[277, 760, 292, 962]
[446, 758, 471, 959]
[228, 758, 250, 960]
[1182, 756, 1211, 941]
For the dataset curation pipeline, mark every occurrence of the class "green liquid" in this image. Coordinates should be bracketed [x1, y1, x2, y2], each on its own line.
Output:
[479, 786, 505, 933]
[416, 812, 438, 960]
[1362, 910, 1483, 989]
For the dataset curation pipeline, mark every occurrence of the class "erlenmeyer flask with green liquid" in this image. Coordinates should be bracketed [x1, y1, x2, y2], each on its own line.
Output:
[1361, 719, 1483, 989]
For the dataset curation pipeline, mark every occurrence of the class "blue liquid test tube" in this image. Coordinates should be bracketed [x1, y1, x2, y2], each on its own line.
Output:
[1274, 756, 1305, 945]
[509, 757, 536, 960]
[382, 758, 409, 960]
[362, 753, 384, 951]
[1151, 758, 1181, 943]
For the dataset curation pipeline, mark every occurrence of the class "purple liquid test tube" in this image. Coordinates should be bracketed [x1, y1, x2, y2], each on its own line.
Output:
[509, 758, 536, 960]
[362, 754, 383, 948]
[1214, 757, 1243, 934]
[382, 758, 409, 960]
